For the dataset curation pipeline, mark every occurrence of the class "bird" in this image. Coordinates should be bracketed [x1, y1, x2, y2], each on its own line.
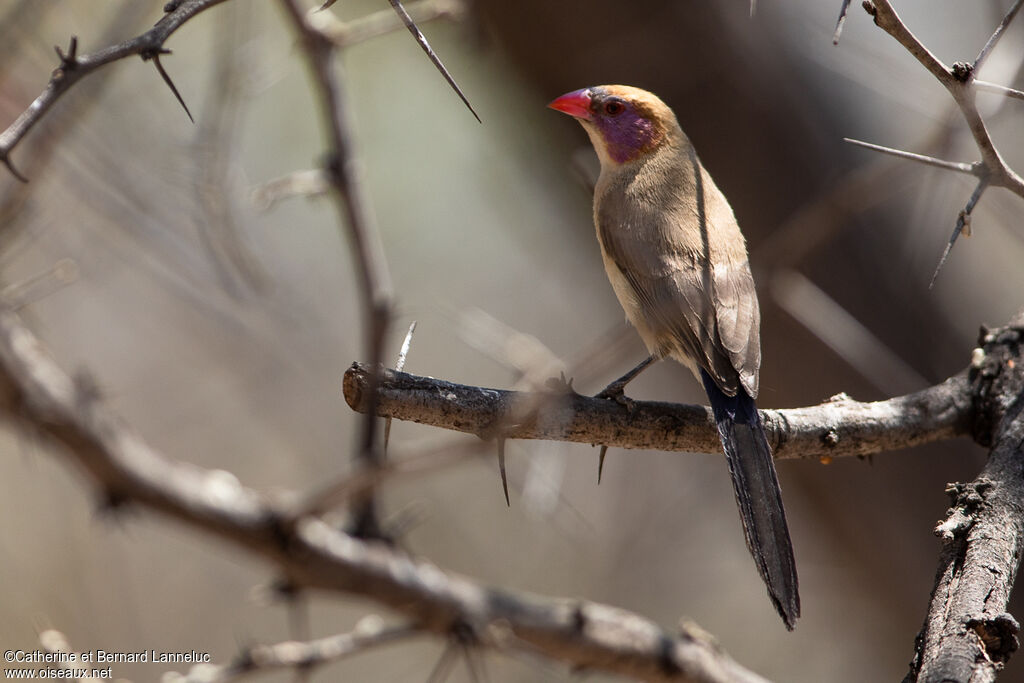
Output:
[548, 85, 800, 629]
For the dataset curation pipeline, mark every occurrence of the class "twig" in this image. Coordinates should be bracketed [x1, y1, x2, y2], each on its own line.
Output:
[842, 138, 980, 176]
[972, 0, 1024, 72]
[166, 618, 417, 682]
[278, 0, 394, 537]
[0, 306, 770, 683]
[859, 0, 1024, 283]
[342, 363, 973, 461]
[0, 0, 230, 180]
[251, 169, 329, 209]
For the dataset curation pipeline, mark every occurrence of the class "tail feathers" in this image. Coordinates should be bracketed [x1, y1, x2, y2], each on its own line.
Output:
[700, 370, 800, 630]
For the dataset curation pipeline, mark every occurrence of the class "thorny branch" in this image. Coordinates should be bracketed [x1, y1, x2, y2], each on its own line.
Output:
[0, 303, 767, 683]
[851, 0, 1024, 282]
[278, 0, 394, 538]
[0, 0, 232, 180]
[342, 363, 973, 462]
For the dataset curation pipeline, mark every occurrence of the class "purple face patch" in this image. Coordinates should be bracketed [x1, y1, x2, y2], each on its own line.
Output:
[593, 111, 657, 164]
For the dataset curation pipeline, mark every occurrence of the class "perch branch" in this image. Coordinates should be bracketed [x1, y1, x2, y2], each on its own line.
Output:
[341, 363, 974, 461]
[0, 305, 768, 683]
[0, 0, 231, 179]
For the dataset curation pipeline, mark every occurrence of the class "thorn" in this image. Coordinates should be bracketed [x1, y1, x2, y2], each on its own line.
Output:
[842, 138, 978, 175]
[150, 52, 194, 123]
[833, 0, 852, 45]
[318, 0, 338, 9]
[597, 444, 608, 484]
[1, 154, 28, 183]
[54, 36, 78, 68]
[384, 321, 417, 452]
[929, 180, 988, 289]
[497, 437, 509, 507]
[387, 0, 481, 123]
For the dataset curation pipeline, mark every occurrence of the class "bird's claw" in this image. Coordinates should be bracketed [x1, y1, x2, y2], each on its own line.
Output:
[546, 371, 577, 395]
[595, 382, 635, 411]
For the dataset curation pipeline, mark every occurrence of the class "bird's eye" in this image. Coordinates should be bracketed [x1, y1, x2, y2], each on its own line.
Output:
[603, 99, 625, 116]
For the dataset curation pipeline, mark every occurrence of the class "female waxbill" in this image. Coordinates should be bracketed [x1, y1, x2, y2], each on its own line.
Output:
[549, 85, 800, 630]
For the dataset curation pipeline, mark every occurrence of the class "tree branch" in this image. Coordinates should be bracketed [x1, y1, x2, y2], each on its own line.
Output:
[905, 321, 1024, 683]
[341, 362, 974, 461]
[0, 0, 232, 179]
[0, 303, 767, 683]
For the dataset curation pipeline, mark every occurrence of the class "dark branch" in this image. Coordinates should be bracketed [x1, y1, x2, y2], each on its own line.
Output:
[905, 320, 1024, 683]
[342, 363, 974, 461]
[0, 0, 230, 178]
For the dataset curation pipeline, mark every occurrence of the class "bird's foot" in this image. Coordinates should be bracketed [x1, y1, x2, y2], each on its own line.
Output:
[545, 372, 577, 395]
[595, 381, 635, 411]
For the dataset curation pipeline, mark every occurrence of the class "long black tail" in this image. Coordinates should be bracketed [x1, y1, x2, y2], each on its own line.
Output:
[700, 370, 800, 630]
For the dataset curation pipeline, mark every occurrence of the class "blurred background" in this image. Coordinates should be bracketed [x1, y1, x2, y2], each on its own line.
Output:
[1, 0, 1023, 680]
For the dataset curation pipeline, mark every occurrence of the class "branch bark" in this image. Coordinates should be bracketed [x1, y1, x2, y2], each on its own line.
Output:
[906, 322, 1024, 683]
[342, 363, 974, 461]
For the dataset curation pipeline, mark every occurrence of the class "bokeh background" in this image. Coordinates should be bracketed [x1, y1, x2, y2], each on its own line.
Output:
[1, 0, 1023, 680]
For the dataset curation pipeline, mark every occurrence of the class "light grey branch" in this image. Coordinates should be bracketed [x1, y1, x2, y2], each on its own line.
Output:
[0, 304, 768, 683]
[862, 0, 1024, 196]
[167, 619, 418, 682]
[341, 362, 974, 461]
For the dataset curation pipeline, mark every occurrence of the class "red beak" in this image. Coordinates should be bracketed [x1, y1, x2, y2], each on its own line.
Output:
[548, 89, 593, 121]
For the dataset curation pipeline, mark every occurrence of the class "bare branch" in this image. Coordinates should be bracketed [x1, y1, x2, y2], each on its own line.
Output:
[167, 618, 418, 682]
[906, 322, 1024, 682]
[0, 306, 770, 683]
[860, 0, 1024, 284]
[972, 0, 1024, 72]
[342, 363, 974, 462]
[278, 0, 395, 535]
[0, 0, 231, 178]
[842, 138, 980, 176]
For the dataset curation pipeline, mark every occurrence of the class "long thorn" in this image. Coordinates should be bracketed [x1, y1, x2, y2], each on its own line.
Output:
[833, 0, 852, 45]
[384, 321, 418, 451]
[152, 52, 194, 123]
[497, 437, 509, 507]
[1, 155, 28, 183]
[974, 79, 1024, 102]
[597, 444, 608, 484]
[929, 180, 988, 289]
[387, 0, 480, 123]
[843, 138, 979, 175]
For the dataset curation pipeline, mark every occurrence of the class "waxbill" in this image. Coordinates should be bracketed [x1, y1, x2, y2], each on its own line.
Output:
[549, 85, 799, 629]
